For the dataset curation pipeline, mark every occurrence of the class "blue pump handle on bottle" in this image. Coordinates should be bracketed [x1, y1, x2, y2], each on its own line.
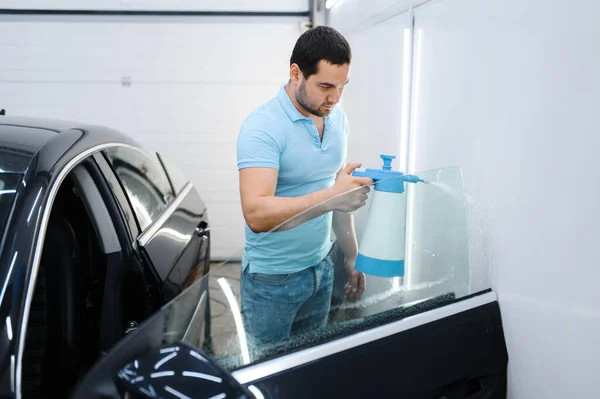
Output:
[352, 154, 424, 193]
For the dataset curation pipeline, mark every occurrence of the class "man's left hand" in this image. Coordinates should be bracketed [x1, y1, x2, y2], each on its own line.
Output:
[344, 257, 366, 301]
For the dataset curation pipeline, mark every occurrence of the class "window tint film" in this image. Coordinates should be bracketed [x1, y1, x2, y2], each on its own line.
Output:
[104, 147, 175, 232]
[143, 165, 486, 373]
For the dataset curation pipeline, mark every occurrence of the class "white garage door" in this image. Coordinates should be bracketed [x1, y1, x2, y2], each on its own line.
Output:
[0, 1, 309, 260]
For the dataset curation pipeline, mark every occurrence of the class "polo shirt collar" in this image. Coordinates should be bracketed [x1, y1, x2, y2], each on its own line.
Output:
[277, 84, 309, 122]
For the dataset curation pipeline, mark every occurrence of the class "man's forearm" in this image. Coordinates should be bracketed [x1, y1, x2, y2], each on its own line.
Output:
[332, 210, 359, 261]
[245, 187, 338, 233]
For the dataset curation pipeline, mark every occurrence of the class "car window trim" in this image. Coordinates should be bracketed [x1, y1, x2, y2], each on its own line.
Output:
[70, 164, 121, 254]
[136, 181, 193, 247]
[16, 142, 136, 399]
[155, 152, 177, 196]
[0, 173, 22, 258]
[93, 152, 140, 243]
[230, 290, 497, 385]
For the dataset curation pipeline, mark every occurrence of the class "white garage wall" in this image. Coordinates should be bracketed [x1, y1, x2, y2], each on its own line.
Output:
[0, 13, 308, 259]
[327, 14, 407, 173]
[410, 1, 600, 397]
[325, 2, 411, 304]
[0, 0, 307, 12]
[326, 0, 430, 185]
[325, 0, 471, 311]
[326, 0, 421, 34]
[330, 0, 600, 398]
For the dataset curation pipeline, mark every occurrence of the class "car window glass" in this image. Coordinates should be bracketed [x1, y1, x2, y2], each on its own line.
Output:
[104, 147, 175, 232]
[157, 153, 189, 195]
[149, 165, 484, 373]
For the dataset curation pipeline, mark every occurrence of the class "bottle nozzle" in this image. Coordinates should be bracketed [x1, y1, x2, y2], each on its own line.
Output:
[380, 154, 396, 171]
[404, 174, 425, 184]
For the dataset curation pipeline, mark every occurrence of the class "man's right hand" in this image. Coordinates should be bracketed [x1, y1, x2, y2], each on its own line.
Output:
[329, 163, 374, 212]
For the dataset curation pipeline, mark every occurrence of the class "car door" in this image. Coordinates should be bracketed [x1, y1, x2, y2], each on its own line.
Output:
[102, 146, 211, 303]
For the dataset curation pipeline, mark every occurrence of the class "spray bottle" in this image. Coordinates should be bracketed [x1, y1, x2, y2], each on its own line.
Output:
[351, 154, 425, 277]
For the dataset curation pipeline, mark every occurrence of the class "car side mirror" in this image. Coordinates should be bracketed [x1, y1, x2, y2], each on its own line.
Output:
[115, 341, 255, 399]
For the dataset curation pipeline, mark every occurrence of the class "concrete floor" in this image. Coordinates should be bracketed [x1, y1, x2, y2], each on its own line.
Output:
[203, 262, 243, 360]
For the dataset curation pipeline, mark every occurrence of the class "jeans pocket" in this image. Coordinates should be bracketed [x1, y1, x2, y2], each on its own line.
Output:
[324, 252, 335, 269]
[252, 272, 293, 285]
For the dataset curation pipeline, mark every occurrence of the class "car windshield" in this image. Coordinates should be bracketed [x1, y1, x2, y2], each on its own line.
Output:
[152, 165, 487, 372]
[0, 174, 21, 244]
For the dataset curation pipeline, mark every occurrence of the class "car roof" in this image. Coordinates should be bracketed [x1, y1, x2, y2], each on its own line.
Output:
[0, 115, 137, 174]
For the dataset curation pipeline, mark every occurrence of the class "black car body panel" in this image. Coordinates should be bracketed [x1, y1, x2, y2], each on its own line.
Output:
[0, 117, 131, 174]
[0, 174, 21, 240]
[0, 125, 56, 175]
[250, 297, 508, 399]
[69, 287, 508, 399]
[139, 187, 210, 302]
[0, 123, 137, 397]
[0, 116, 211, 398]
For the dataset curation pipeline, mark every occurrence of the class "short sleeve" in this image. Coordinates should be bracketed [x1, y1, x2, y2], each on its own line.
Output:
[236, 115, 282, 171]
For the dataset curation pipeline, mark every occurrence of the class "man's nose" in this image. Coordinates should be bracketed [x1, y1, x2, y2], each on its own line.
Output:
[328, 89, 341, 104]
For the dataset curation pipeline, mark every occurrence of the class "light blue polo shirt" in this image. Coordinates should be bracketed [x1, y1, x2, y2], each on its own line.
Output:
[237, 84, 349, 274]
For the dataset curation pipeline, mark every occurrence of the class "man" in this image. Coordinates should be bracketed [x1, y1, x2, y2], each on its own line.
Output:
[236, 26, 373, 345]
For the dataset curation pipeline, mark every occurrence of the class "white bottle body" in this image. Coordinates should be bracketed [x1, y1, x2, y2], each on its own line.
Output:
[358, 190, 407, 261]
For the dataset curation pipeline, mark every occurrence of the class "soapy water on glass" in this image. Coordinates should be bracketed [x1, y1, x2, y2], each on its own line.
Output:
[338, 173, 473, 311]
[333, 276, 450, 311]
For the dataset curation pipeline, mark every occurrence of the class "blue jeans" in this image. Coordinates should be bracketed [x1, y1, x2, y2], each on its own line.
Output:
[240, 252, 334, 346]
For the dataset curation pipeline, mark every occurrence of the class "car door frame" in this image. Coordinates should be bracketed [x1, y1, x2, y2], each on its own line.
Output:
[89, 152, 157, 350]
[97, 147, 211, 304]
[6, 139, 151, 399]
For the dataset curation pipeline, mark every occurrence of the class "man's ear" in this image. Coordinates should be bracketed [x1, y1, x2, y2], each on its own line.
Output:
[290, 63, 302, 83]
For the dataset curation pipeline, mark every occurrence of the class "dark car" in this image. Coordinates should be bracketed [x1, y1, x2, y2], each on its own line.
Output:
[0, 116, 211, 398]
[70, 161, 510, 398]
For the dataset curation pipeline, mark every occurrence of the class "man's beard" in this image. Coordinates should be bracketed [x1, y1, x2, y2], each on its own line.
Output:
[295, 80, 331, 117]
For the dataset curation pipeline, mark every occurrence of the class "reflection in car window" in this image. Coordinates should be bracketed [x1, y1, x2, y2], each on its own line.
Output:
[0, 174, 21, 241]
[104, 147, 175, 232]
[157, 166, 479, 372]
[157, 153, 189, 196]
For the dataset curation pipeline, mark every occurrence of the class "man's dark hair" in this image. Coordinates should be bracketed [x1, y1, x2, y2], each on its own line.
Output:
[290, 26, 351, 79]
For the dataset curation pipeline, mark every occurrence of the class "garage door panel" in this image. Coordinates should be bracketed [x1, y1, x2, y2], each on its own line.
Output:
[0, 20, 301, 83]
[0, 15, 303, 258]
[0, 83, 134, 122]
[1, 82, 279, 134]
[0, 0, 308, 12]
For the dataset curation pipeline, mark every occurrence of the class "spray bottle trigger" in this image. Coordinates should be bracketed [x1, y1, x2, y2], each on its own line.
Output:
[351, 168, 368, 177]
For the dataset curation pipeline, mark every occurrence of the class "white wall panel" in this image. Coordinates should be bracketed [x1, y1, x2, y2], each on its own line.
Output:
[0, 0, 308, 12]
[0, 19, 302, 83]
[327, 3, 412, 304]
[330, 0, 600, 397]
[0, 17, 305, 259]
[327, 0, 425, 34]
[409, 0, 600, 398]
[340, 15, 406, 171]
